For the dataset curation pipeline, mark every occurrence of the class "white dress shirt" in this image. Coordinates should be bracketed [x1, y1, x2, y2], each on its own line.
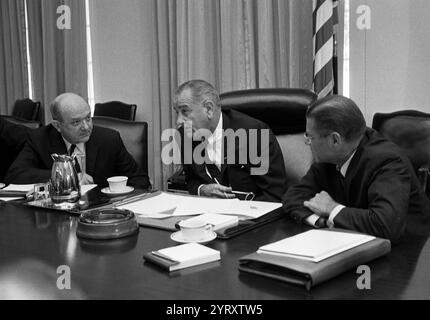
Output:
[197, 114, 223, 195]
[205, 113, 223, 171]
[62, 139, 86, 173]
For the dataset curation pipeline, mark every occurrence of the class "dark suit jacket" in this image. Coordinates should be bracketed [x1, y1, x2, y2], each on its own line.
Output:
[283, 128, 430, 243]
[0, 117, 30, 182]
[5, 124, 150, 189]
[183, 109, 287, 202]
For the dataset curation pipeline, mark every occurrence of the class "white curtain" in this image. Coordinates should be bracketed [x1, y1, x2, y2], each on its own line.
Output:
[26, 0, 88, 124]
[150, 0, 313, 189]
[89, 0, 313, 189]
[0, 0, 28, 114]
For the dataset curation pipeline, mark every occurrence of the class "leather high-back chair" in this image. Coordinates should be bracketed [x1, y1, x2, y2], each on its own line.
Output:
[372, 110, 430, 196]
[1, 116, 40, 182]
[92, 116, 148, 173]
[220, 88, 317, 187]
[1, 115, 42, 129]
[94, 101, 137, 121]
[12, 98, 41, 121]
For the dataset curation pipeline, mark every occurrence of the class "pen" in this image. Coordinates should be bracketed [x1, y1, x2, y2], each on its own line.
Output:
[214, 178, 229, 199]
[231, 190, 249, 195]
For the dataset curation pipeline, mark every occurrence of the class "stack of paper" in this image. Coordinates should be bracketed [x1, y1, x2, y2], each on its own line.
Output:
[182, 213, 239, 231]
[0, 184, 36, 201]
[80, 184, 97, 195]
[144, 243, 221, 271]
[240, 230, 390, 289]
[1, 184, 35, 192]
[118, 191, 281, 219]
[117, 192, 185, 218]
[257, 230, 375, 262]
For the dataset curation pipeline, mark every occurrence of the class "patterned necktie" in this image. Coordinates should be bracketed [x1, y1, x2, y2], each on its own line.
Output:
[69, 144, 82, 173]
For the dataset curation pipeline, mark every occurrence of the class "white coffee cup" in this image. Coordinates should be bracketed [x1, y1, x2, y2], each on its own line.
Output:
[107, 176, 128, 192]
[178, 219, 212, 242]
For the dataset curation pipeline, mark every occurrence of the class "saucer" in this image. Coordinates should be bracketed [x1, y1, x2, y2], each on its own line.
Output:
[170, 230, 217, 244]
[101, 186, 134, 197]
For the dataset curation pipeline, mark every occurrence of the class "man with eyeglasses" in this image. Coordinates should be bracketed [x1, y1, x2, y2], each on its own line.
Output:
[173, 80, 287, 202]
[5, 93, 150, 189]
[283, 95, 430, 243]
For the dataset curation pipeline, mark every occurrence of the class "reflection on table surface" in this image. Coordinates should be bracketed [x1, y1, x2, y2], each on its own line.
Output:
[0, 201, 429, 300]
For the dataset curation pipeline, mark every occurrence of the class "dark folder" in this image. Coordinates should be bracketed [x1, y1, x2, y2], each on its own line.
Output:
[238, 234, 391, 290]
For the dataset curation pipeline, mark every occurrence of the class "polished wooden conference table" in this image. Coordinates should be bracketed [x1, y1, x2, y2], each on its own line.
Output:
[0, 199, 429, 300]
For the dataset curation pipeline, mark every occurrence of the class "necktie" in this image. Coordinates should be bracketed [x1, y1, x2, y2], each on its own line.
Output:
[69, 144, 82, 173]
[206, 163, 222, 184]
[336, 168, 347, 203]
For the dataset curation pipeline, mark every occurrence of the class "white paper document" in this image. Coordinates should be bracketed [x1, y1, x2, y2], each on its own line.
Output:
[0, 197, 23, 202]
[2, 184, 35, 192]
[183, 213, 239, 231]
[117, 192, 184, 218]
[226, 200, 282, 219]
[258, 230, 375, 262]
[80, 184, 97, 195]
[117, 192, 281, 219]
[173, 197, 240, 216]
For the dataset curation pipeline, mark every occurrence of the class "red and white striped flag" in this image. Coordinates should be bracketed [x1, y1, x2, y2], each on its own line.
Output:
[313, 0, 339, 98]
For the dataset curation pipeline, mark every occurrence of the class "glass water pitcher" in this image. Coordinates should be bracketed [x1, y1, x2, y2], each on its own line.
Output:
[50, 153, 80, 207]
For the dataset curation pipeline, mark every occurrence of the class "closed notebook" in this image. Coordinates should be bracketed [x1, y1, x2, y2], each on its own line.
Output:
[239, 229, 391, 290]
[144, 243, 221, 272]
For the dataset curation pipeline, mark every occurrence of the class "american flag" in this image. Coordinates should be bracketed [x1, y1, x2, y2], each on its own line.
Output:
[313, 0, 339, 98]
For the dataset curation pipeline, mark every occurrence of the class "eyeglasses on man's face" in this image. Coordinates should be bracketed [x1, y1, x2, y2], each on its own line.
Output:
[304, 132, 330, 145]
[304, 132, 317, 145]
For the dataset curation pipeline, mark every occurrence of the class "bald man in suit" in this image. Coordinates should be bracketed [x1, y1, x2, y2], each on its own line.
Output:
[5, 93, 150, 189]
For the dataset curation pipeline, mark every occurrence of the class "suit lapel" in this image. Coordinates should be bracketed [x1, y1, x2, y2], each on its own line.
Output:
[343, 133, 368, 185]
[85, 130, 99, 176]
[48, 126, 68, 165]
[341, 133, 369, 204]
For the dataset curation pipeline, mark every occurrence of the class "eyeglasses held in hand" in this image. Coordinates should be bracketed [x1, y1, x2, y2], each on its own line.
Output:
[232, 190, 255, 201]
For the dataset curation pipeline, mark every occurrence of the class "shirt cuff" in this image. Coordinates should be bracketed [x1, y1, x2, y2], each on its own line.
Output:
[327, 204, 345, 228]
[305, 214, 320, 227]
[197, 184, 204, 196]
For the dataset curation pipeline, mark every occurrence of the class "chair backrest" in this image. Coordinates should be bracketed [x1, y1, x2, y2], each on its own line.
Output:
[1, 115, 42, 129]
[94, 101, 137, 121]
[1, 116, 40, 181]
[372, 110, 430, 171]
[372, 110, 430, 196]
[12, 99, 41, 121]
[92, 116, 148, 173]
[220, 88, 317, 186]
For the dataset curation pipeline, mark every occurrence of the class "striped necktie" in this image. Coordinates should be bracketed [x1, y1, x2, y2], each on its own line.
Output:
[69, 144, 82, 173]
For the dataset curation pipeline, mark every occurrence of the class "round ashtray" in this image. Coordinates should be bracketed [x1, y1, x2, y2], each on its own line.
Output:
[76, 208, 139, 240]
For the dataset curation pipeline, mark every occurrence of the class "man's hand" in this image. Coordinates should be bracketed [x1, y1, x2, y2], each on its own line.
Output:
[303, 191, 339, 218]
[200, 184, 236, 199]
[78, 173, 94, 185]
